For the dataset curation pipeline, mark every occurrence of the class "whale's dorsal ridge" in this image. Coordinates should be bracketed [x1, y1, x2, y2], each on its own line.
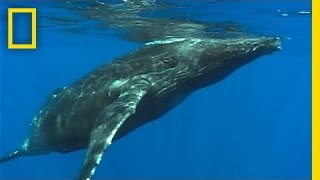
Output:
[77, 79, 150, 180]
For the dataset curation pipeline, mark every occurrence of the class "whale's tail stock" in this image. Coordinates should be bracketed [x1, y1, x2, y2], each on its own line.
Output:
[0, 149, 32, 164]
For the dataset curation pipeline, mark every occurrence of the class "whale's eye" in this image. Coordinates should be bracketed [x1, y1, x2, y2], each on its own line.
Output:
[162, 57, 177, 67]
[163, 57, 172, 63]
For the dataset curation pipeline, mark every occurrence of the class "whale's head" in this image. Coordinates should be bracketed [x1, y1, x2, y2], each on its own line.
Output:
[186, 36, 281, 89]
[148, 36, 281, 92]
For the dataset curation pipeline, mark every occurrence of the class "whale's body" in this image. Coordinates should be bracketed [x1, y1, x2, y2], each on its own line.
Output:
[0, 37, 281, 180]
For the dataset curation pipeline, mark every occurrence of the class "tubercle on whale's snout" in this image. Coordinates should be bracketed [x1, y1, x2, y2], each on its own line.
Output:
[264, 37, 282, 51]
[242, 36, 282, 56]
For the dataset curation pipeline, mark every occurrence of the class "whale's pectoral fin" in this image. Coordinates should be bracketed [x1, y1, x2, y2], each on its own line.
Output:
[77, 84, 149, 180]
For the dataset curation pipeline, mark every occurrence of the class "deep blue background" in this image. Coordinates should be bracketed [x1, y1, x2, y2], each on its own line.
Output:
[0, 0, 311, 179]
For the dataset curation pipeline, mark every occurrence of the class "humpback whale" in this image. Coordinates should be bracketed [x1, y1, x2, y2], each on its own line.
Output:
[0, 36, 281, 180]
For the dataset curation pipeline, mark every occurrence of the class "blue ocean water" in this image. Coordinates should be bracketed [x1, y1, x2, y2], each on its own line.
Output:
[0, 0, 311, 179]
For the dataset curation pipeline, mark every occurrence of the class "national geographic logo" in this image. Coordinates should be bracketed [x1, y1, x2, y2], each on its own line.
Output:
[8, 8, 37, 49]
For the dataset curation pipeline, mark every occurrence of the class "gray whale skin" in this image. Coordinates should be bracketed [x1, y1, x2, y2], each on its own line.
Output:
[0, 36, 281, 180]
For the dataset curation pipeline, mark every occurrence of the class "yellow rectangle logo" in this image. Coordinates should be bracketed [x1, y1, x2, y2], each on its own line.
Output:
[8, 8, 37, 49]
